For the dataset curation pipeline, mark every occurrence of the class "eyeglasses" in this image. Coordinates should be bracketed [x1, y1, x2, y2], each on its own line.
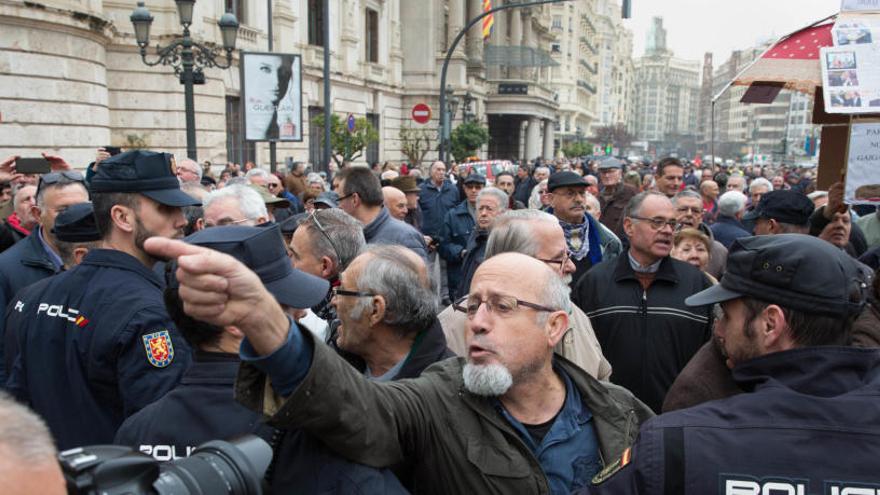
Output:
[332, 287, 376, 298]
[336, 192, 355, 203]
[675, 206, 703, 215]
[536, 251, 570, 273]
[452, 294, 558, 318]
[553, 189, 587, 200]
[629, 215, 677, 231]
[308, 212, 341, 258]
[36, 171, 85, 196]
[204, 217, 251, 228]
[267, 183, 281, 190]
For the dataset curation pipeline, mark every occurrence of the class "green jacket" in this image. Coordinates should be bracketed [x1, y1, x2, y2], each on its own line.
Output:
[236, 333, 654, 494]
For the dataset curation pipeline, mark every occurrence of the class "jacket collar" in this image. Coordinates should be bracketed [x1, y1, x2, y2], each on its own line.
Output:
[181, 351, 241, 385]
[80, 248, 164, 289]
[396, 317, 453, 380]
[19, 230, 60, 272]
[362, 207, 390, 239]
[732, 347, 880, 397]
[612, 249, 679, 284]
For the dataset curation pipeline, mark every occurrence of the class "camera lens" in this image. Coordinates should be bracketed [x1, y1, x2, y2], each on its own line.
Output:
[153, 437, 273, 495]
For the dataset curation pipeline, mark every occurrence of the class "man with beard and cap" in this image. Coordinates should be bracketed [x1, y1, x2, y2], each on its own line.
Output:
[143, 234, 653, 494]
[573, 191, 713, 413]
[672, 190, 727, 278]
[586, 235, 875, 495]
[5, 150, 198, 449]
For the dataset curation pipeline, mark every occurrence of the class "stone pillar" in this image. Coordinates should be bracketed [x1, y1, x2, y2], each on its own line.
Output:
[466, 0, 483, 65]
[448, 0, 466, 55]
[509, 10, 522, 79]
[543, 120, 555, 160]
[525, 116, 541, 161]
[491, 0, 506, 45]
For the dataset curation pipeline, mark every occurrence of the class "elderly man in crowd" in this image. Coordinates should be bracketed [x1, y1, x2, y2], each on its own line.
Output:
[574, 192, 713, 412]
[335, 167, 427, 259]
[547, 171, 622, 287]
[700, 180, 720, 223]
[0, 185, 37, 252]
[439, 174, 484, 298]
[145, 234, 653, 494]
[672, 190, 727, 278]
[0, 393, 66, 494]
[457, 187, 508, 299]
[439, 209, 612, 380]
[710, 190, 750, 249]
[382, 186, 408, 221]
[751, 190, 813, 235]
[390, 176, 423, 230]
[725, 174, 745, 193]
[597, 158, 637, 239]
[202, 184, 269, 228]
[175, 159, 202, 185]
[419, 161, 459, 250]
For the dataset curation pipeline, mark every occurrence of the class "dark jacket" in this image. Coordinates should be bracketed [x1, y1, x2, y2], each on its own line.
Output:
[573, 253, 713, 412]
[363, 207, 428, 260]
[709, 214, 750, 249]
[438, 202, 475, 295]
[663, 301, 880, 412]
[5, 249, 192, 450]
[418, 179, 459, 238]
[236, 332, 654, 495]
[514, 175, 538, 205]
[0, 217, 29, 253]
[598, 184, 637, 239]
[456, 229, 489, 300]
[695, 222, 727, 280]
[587, 348, 880, 494]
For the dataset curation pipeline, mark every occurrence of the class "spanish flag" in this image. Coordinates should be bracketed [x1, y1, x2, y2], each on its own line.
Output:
[482, 0, 494, 40]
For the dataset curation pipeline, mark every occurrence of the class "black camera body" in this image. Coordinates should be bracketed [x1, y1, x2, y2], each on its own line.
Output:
[59, 436, 272, 495]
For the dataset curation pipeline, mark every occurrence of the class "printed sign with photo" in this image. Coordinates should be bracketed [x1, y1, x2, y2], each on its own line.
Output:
[820, 44, 880, 113]
[241, 52, 303, 142]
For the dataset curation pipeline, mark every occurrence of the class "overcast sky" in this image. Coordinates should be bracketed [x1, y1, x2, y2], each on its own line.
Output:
[624, 0, 841, 63]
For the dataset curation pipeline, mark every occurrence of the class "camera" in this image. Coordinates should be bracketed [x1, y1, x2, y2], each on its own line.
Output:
[59, 435, 272, 495]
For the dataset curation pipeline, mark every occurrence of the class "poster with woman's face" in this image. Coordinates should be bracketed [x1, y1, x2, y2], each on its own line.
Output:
[242, 52, 303, 142]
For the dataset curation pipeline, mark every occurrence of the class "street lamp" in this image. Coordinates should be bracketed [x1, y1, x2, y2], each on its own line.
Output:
[130, 1, 239, 160]
[444, 86, 459, 145]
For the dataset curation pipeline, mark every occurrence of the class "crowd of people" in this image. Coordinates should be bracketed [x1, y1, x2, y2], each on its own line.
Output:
[0, 149, 876, 494]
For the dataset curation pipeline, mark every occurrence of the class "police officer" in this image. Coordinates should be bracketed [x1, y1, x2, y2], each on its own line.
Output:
[7, 150, 199, 449]
[586, 234, 875, 494]
[114, 225, 328, 459]
[3, 202, 101, 379]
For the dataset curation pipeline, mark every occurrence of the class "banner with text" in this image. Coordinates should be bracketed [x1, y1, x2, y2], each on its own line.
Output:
[845, 122, 880, 204]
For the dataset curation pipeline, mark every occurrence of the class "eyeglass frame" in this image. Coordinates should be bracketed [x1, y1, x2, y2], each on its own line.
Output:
[332, 287, 376, 298]
[628, 215, 677, 231]
[452, 293, 559, 318]
[204, 216, 252, 228]
[536, 250, 570, 273]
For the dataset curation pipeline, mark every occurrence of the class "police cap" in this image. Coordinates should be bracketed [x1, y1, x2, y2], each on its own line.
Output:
[52, 202, 100, 242]
[89, 150, 200, 207]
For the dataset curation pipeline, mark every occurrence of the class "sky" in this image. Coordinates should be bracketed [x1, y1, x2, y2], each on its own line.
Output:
[624, 0, 841, 63]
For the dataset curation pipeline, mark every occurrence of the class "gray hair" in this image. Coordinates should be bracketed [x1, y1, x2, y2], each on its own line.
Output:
[306, 172, 326, 190]
[717, 191, 747, 217]
[485, 209, 559, 258]
[225, 177, 250, 187]
[534, 166, 550, 176]
[352, 245, 437, 336]
[245, 168, 270, 184]
[748, 177, 772, 194]
[202, 184, 268, 221]
[536, 264, 572, 326]
[297, 208, 365, 271]
[672, 189, 702, 205]
[36, 179, 87, 208]
[527, 179, 548, 209]
[0, 392, 58, 465]
[623, 191, 668, 218]
[13, 184, 36, 211]
[583, 192, 600, 215]
[178, 158, 203, 181]
[807, 190, 828, 201]
[476, 187, 509, 211]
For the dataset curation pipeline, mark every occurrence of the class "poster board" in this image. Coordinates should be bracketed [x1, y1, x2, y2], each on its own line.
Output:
[241, 52, 304, 142]
[844, 121, 880, 204]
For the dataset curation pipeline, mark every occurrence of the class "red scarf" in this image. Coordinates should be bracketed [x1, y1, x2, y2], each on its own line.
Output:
[6, 212, 31, 236]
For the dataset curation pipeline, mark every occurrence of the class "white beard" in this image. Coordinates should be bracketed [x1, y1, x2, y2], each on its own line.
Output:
[462, 362, 513, 397]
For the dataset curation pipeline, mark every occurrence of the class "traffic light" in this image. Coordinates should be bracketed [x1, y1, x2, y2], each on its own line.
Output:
[605, 144, 613, 155]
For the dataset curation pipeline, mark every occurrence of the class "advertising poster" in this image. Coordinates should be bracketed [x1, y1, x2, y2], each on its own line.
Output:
[241, 52, 303, 142]
[845, 122, 880, 205]
[819, 44, 880, 113]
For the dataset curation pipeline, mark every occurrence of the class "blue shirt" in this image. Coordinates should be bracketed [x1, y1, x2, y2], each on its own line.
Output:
[36, 226, 63, 271]
[496, 368, 601, 495]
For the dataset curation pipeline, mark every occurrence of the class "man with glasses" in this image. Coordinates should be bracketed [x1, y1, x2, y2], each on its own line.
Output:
[201, 184, 269, 228]
[0, 171, 88, 356]
[597, 158, 637, 239]
[672, 190, 727, 279]
[573, 191, 713, 412]
[143, 234, 652, 493]
[6, 150, 198, 449]
[547, 171, 622, 288]
[266, 172, 303, 215]
[438, 209, 612, 380]
[175, 158, 202, 185]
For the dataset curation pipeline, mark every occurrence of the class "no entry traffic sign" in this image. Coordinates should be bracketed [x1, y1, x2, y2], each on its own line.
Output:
[411, 103, 432, 124]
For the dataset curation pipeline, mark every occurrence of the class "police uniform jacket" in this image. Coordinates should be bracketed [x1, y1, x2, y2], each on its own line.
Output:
[7, 248, 191, 449]
[586, 347, 880, 494]
[573, 253, 713, 412]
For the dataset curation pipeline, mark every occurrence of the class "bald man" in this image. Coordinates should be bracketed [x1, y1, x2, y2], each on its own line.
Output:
[382, 186, 408, 221]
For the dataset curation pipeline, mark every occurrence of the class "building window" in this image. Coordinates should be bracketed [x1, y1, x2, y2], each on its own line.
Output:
[308, 0, 325, 46]
[225, 0, 246, 25]
[365, 8, 379, 63]
[552, 16, 563, 30]
[226, 96, 255, 165]
[551, 43, 561, 54]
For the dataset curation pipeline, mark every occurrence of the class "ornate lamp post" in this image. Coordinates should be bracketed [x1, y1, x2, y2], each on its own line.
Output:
[130, 1, 239, 160]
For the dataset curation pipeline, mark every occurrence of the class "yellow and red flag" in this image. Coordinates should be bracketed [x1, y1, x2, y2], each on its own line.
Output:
[482, 0, 494, 40]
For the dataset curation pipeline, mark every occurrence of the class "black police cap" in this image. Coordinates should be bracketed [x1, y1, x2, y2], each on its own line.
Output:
[90, 150, 200, 207]
[686, 234, 867, 318]
[547, 171, 587, 192]
[52, 202, 100, 242]
[754, 190, 814, 226]
[177, 224, 329, 309]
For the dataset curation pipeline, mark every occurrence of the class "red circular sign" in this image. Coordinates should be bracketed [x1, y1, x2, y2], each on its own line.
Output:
[411, 103, 432, 124]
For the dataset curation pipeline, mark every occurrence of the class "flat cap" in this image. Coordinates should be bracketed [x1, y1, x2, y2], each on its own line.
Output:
[390, 175, 420, 193]
[686, 234, 867, 318]
[597, 157, 624, 170]
[462, 174, 486, 185]
[547, 171, 587, 192]
[754, 190, 814, 226]
[313, 191, 338, 209]
[90, 150, 200, 207]
[52, 202, 100, 242]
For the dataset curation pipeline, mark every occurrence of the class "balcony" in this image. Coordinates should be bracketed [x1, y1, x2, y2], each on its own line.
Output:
[580, 59, 597, 74]
[578, 80, 596, 94]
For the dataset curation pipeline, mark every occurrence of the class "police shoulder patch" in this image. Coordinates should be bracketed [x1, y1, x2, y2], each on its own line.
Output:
[591, 447, 632, 485]
[142, 330, 175, 368]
